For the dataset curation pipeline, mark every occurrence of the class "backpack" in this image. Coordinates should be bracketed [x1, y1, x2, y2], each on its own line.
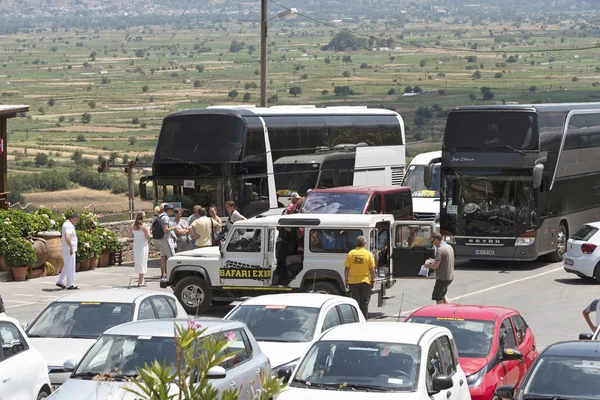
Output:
[152, 215, 165, 239]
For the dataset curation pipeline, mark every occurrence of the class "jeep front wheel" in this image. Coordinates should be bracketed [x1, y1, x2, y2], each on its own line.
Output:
[306, 281, 342, 296]
[174, 276, 212, 314]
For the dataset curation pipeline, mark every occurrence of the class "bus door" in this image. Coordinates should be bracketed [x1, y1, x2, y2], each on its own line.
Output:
[391, 221, 437, 278]
[220, 226, 271, 288]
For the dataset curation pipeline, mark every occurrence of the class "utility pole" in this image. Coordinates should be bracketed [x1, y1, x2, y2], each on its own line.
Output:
[98, 156, 139, 220]
[260, 0, 268, 107]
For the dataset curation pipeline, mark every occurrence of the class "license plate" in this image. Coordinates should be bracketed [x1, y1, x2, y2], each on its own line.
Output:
[564, 258, 574, 266]
[475, 250, 495, 255]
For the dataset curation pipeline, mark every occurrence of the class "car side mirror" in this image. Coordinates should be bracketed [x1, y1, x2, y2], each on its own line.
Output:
[424, 165, 433, 188]
[532, 163, 544, 189]
[207, 366, 226, 380]
[430, 375, 453, 394]
[495, 384, 516, 399]
[579, 332, 593, 340]
[502, 348, 524, 361]
[63, 359, 78, 372]
[20, 322, 28, 330]
[276, 367, 292, 384]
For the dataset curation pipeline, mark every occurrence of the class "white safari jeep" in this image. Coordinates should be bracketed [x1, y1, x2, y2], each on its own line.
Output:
[161, 214, 436, 314]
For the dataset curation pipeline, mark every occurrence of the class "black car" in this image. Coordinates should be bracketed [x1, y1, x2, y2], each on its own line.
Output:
[495, 340, 600, 399]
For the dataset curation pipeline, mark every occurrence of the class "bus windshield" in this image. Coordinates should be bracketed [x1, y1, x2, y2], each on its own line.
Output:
[403, 164, 441, 198]
[444, 111, 538, 151]
[155, 114, 245, 163]
[273, 163, 320, 196]
[442, 168, 536, 236]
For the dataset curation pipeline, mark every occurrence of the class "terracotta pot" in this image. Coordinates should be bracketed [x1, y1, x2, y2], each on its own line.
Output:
[80, 258, 91, 272]
[36, 231, 64, 274]
[108, 252, 115, 266]
[98, 252, 110, 267]
[11, 266, 28, 281]
[30, 237, 50, 269]
[76, 262, 81, 272]
[89, 257, 99, 270]
[0, 257, 7, 272]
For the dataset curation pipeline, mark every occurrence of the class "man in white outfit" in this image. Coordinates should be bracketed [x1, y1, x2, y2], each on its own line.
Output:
[56, 212, 80, 290]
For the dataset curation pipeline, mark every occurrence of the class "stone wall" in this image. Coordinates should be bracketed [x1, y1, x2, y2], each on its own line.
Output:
[100, 219, 160, 262]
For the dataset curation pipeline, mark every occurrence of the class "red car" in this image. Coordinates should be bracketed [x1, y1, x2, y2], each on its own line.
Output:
[405, 304, 538, 400]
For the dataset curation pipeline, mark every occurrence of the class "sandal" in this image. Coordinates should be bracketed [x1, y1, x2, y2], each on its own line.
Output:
[56, 283, 66, 289]
[66, 286, 80, 290]
[137, 282, 147, 287]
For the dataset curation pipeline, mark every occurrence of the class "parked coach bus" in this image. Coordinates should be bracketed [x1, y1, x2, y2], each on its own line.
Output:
[402, 151, 441, 222]
[424, 103, 600, 262]
[145, 105, 406, 217]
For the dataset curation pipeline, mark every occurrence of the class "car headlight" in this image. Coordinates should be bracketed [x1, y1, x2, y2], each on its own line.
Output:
[272, 358, 300, 375]
[466, 365, 488, 388]
[515, 237, 535, 246]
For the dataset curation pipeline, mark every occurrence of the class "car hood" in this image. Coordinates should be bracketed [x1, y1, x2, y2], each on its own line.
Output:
[49, 378, 142, 400]
[411, 196, 440, 214]
[277, 387, 418, 399]
[459, 357, 488, 376]
[176, 246, 221, 258]
[258, 341, 312, 369]
[30, 337, 96, 368]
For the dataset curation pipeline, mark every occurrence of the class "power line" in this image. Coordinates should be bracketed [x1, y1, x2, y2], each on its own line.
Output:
[268, 0, 600, 54]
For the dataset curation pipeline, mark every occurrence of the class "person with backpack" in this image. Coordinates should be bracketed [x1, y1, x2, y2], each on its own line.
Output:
[152, 204, 177, 281]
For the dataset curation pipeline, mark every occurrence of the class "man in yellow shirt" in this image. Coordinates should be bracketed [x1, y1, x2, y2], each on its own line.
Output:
[344, 236, 375, 319]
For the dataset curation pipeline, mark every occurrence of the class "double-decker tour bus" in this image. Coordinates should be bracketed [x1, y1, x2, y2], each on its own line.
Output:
[145, 105, 406, 217]
[426, 103, 600, 261]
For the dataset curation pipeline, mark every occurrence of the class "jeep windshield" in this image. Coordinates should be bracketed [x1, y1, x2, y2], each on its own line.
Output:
[302, 192, 369, 214]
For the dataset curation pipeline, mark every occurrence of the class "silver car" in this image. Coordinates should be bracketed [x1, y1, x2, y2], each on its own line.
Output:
[48, 318, 271, 400]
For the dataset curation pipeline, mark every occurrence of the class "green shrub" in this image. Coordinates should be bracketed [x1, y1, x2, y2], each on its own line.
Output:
[3, 237, 37, 268]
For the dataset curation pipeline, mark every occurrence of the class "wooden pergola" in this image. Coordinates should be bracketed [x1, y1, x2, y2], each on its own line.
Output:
[0, 105, 30, 210]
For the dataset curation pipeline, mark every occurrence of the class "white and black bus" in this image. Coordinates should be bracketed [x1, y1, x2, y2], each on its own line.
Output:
[147, 105, 406, 217]
[427, 103, 600, 261]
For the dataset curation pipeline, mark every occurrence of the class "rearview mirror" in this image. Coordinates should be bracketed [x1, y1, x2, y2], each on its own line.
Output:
[63, 359, 78, 372]
[207, 366, 226, 380]
[532, 163, 544, 189]
[495, 384, 515, 399]
[276, 367, 292, 384]
[579, 332, 593, 340]
[502, 348, 524, 361]
[424, 165, 433, 188]
[430, 375, 453, 393]
[20, 322, 28, 330]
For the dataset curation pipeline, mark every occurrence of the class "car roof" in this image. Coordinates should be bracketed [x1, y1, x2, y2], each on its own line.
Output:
[320, 322, 447, 344]
[236, 212, 394, 228]
[53, 289, 168, 303]
[309, 185, 411, 194]
[0, 313, 22, 327]
[104, 318, 247, 337]
[409, 151, 442, 166]
[238, 293, 349, 308]
[409, 304, 516, 321]
[541, 340, 600, 357]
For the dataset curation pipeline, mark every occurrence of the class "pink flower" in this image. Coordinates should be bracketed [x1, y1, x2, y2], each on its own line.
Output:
[188, 319, 202, 330]
[225, 331, 236, 341]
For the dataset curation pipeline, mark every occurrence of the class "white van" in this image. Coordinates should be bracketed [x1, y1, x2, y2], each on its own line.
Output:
[402, 151, 441, 222]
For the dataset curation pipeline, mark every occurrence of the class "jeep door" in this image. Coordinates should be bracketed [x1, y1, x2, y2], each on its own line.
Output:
[391, 221, 437, 277]
[220, 227, 270, 288]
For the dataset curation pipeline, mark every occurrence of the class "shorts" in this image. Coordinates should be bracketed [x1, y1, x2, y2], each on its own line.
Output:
[432, 279, 452, 301]
[156, 238, 176, 258]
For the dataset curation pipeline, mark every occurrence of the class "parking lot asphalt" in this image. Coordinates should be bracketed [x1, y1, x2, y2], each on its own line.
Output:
[2, 257, 594, 349]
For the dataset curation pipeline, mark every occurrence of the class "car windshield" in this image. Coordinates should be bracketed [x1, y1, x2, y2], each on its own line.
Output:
[226, 305, 319, 342]
[403, 164, 441, 198]
[73, 334, 176, 379]
[292, 340, 421, 392]
[523, 355, 600, 398]
[301, 192, 370, 214]
[406, 317, 494, 358]
[27, 302, 134, 339]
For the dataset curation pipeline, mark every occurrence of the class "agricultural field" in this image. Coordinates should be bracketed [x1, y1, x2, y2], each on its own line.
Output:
[3, 8, 600, 213]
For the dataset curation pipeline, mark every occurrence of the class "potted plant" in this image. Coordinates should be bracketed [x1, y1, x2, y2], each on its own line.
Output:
[76, 209, 99, 233]
[4, 237, 37, 281]
[95, 228, 112, 267]
[34, 206, 63, 232]
[76, 230, 93, 271]
[0, 219, 21, 271]
[89, 233, 102, 270]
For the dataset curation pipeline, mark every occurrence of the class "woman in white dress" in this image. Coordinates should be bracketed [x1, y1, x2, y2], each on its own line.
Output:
[130, 211, 151, 287]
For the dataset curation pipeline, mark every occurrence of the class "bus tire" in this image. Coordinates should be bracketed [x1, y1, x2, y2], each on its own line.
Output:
[546, 222, 567, 263]
[174, 276, 212, 315]
[306, 281, 342, 296]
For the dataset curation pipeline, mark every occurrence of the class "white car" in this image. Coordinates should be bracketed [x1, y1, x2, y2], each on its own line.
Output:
[224, 293, 365, 373]
[564, 222, 600, 282]
[0, 314, 51, 400]
[48, 318, 271, 400]
[24, 289, 187, 390]
[276, 322, 472, 400]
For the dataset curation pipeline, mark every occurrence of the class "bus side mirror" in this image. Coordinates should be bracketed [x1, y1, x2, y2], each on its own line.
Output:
[532, 163, 544, 189]
[424, 165, 433, 188]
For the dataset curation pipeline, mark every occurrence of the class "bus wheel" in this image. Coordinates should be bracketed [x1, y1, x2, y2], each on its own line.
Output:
[174, 276, 212, 314]
[306, 281, 342, 296]
[546, 223, 567, 263]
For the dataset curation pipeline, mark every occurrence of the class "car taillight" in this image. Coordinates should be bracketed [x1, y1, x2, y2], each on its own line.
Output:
[582, 243, 597, 254]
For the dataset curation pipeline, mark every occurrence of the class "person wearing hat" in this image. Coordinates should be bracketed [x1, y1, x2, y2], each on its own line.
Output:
[284, 192, 303, 215]
[157, 204, 177, 281]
